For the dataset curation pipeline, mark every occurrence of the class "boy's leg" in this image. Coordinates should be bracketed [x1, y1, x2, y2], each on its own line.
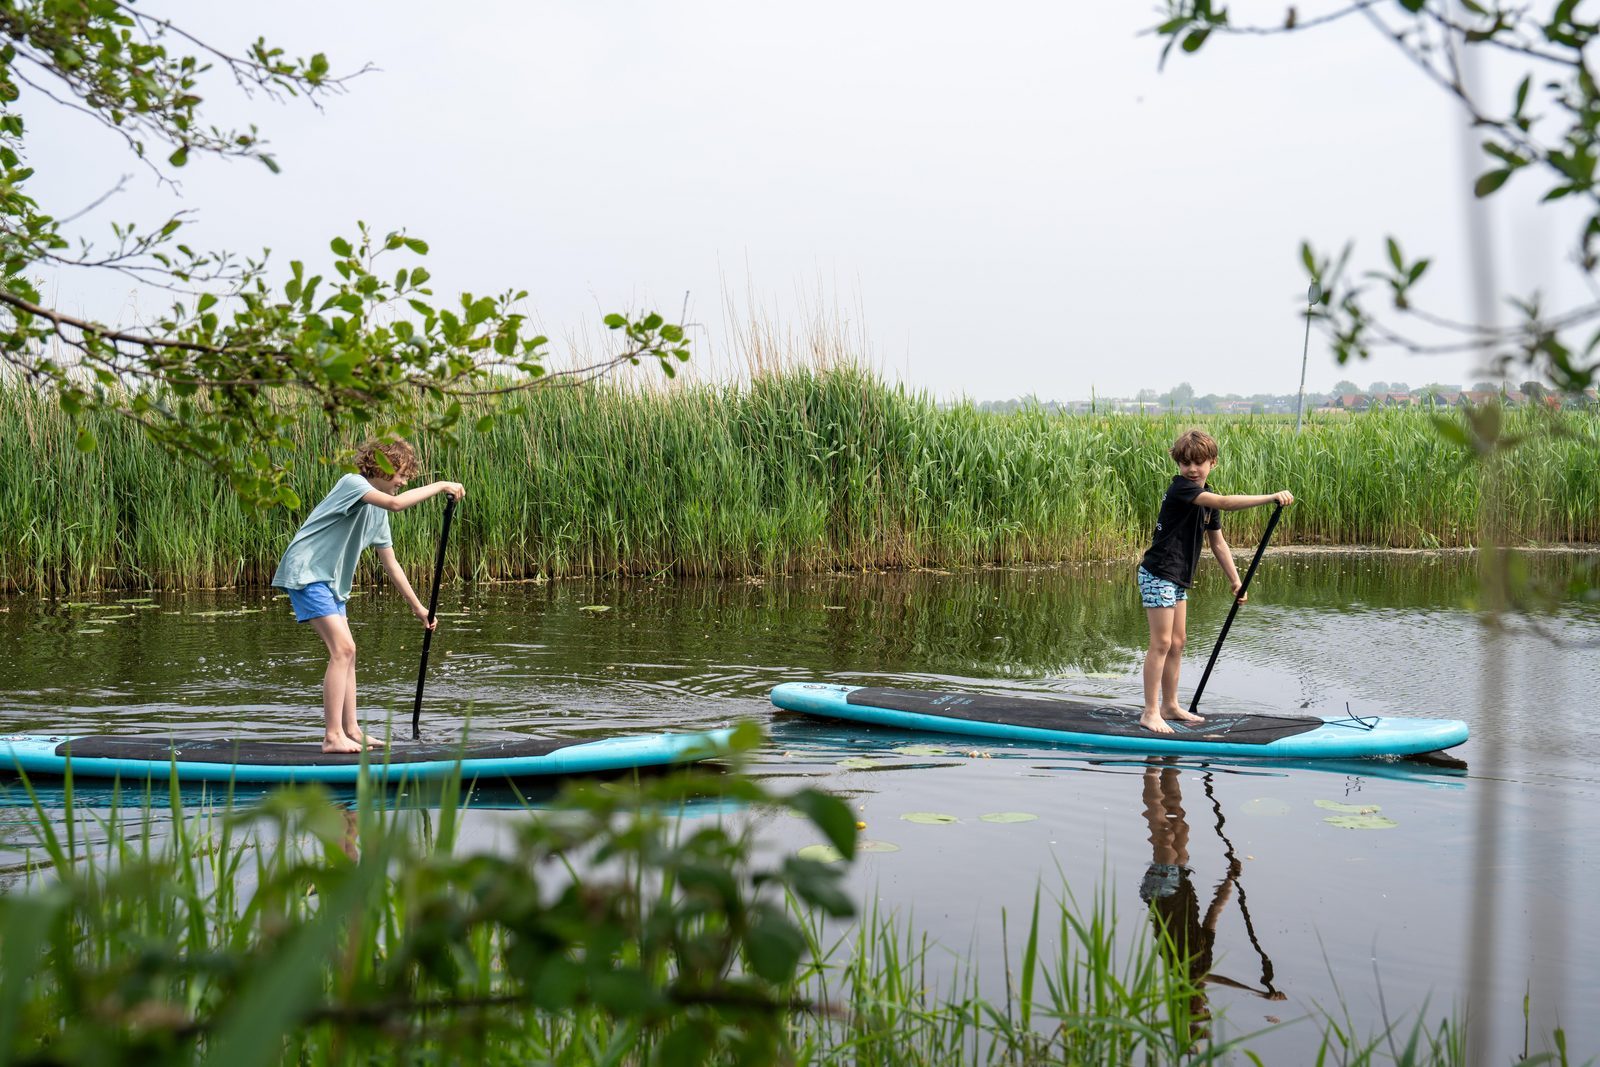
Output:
[310, 614, 363, 754]
[1141, 607, 1177, 733]
[1161, 599, 1204, 723]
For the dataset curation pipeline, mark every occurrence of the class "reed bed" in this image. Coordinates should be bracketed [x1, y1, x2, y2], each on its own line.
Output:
[2, 371, 1597, 593]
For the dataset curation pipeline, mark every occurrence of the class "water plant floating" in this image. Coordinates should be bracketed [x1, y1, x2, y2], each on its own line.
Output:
[797, 844, 845, 863]
[856, 840, 901, 853]
[1323, 813, 1399, 831]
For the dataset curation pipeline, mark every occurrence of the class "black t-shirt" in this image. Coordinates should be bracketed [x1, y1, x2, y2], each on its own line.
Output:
[1139, 475, 1221, 588]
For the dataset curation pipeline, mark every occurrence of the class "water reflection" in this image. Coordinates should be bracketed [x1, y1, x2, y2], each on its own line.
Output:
[1139, 757, 1285, 1035]
[2, 551, 1598, 1060]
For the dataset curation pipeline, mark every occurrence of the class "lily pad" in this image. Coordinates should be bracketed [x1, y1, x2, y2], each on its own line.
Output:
[75, 628, 105, 635]
[578, 604, 611, 613]
[190, 610, 233, 618]
[1323, 814, 1399, 831]
[1314, 799, 1381, 815]
[891, 745, 949, 757]
[837, 757, 883, 770]
[797, 844, 845, 863]
[62, 602, 97, 609]
[857, 840, 900, 853]
[979, 811, 1038, 824]
[90, 613, 135, 621]
[900, 812, 958, 825]
[117, 597, 155, 604]
[1242, 798, 1292, 816]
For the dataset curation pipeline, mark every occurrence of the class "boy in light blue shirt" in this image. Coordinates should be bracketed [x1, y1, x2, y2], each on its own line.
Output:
[271, 439, 465, 752]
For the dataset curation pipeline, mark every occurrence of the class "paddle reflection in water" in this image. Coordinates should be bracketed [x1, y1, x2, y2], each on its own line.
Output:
[1139, 757, 1286, 1036]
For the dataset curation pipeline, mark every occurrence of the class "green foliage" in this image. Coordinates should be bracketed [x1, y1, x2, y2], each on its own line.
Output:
[0, 4, 686, 510]
[0, 758, 1577, 1064]
[2, 370, 1599, 593]
[0, 726, 864, 1065]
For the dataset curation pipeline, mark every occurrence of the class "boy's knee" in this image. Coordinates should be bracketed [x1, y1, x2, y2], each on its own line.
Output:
[330, 638, 357, 663]
[1170, 632, 1186, 653]
[1148, 635, 1174, 656]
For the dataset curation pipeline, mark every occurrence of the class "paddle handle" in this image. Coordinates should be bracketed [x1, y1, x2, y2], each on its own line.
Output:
[412, 495, 458, 740]
[1187, 503, 1283, 716]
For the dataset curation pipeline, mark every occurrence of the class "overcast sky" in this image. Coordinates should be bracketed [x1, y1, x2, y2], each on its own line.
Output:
[27, 1, 1586, 401]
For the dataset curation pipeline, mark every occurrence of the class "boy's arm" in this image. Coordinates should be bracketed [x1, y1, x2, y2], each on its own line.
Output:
[362, 481, 467, 512]
[1194, 489, 1294, 511]
[1208, 529, 1246, 600]
[375, 547, 436, 627]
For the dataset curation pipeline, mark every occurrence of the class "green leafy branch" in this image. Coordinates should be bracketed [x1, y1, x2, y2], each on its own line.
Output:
[1151, 0, 1600, 395]
[0, 3, 693, 510]
[0, 724, 863, 1066]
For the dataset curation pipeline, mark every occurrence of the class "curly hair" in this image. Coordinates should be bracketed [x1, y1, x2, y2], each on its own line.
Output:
[354, 438, 420, 479]
[1168, 428, 1219, 465]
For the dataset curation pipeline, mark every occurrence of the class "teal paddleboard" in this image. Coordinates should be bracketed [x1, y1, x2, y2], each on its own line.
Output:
[1, 728, 738, 785]
[770, 683, 1468, 760]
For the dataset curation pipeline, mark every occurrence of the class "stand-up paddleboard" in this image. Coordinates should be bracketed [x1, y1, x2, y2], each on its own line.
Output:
[770, 684, 1468, 760]
[1, 728, 738, 785]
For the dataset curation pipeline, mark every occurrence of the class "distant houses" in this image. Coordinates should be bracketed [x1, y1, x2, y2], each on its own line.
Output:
[971, 385, 1600, 415]
[1323, 387, 1595, 413]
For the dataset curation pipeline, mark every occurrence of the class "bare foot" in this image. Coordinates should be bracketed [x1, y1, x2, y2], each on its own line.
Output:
[350, 732, 386, 749]
[1163, 707, 1205, 725]
[322, 734, 363, 754]
[1139, 709, 1175, 734]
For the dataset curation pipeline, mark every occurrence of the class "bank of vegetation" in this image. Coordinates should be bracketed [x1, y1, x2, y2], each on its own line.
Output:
[3, 370, 1597, 593]
[1, 758, 1545, 1067]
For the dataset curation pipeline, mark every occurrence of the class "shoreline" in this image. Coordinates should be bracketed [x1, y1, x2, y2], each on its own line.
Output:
[2, 542, 1597, 600]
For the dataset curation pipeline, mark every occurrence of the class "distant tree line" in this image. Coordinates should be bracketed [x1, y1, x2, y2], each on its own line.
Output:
[970, 379, 1598, 415]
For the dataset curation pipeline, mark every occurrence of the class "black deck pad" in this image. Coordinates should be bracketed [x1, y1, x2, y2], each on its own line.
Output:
[845, 688, 1324, 745]
[54, 736, 572, 766]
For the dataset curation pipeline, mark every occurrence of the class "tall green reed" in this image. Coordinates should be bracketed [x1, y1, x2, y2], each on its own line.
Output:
[3, 372, 1596, 593]
[0, 763, 1571, 1066]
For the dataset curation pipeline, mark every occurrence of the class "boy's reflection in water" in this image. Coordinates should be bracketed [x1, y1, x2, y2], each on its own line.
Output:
[1139, 757, 1286, 1034]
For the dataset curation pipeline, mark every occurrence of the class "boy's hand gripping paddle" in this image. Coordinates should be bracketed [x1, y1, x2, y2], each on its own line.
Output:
[1187, 503, 1283, 717]
[412, 494, 457, 740]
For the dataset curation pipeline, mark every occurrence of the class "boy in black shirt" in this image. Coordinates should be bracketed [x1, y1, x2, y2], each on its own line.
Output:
[1137, 429, 1294, 733]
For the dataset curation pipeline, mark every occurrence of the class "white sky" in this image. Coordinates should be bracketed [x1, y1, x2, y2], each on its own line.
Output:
[25, 1, 1587, 400]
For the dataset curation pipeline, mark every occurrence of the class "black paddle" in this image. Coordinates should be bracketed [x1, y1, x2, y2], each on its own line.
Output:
[411, 494, 458, 740]
[1187, 503, 1283, 717]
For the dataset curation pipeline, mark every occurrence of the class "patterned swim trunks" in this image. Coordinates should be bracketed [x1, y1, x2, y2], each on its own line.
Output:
[1137, 566, 1187, 609]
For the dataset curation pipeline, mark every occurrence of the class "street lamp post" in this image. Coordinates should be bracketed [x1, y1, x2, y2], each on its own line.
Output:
[1295, 281, 1322, 434]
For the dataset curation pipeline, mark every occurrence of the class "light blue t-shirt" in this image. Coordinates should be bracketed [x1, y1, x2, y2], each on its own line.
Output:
[270, 473, 393, 601]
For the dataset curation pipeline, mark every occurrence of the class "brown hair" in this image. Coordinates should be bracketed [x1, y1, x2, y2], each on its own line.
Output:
[1169, 428, 1219, 465]
[354, 438, 419, 479]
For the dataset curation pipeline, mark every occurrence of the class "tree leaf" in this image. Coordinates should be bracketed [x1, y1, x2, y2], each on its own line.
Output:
[742, 904, 806, 982]
[787, 789, 857, 858]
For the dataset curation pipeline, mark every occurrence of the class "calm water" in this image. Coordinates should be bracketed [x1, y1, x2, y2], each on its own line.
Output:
[3, 551, 1598, 1061]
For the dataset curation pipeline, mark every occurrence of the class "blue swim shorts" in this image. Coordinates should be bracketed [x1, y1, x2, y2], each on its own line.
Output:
[285, 581, 348, 623]
[1137, 566, 1187, 609]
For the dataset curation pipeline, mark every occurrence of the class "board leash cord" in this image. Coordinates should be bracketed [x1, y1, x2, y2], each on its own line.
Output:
[1322, 704, 1381, 731]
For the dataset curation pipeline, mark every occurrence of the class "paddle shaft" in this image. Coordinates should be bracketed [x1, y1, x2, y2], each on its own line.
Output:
[1187, 503, 1283, 716]
[411, 495, 458, 740]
